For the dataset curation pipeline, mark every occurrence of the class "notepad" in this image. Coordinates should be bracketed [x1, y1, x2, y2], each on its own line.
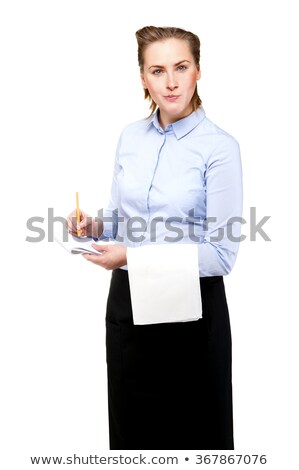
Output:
[54, 230, 115, 255]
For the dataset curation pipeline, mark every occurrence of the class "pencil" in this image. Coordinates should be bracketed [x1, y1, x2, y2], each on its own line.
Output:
[76, 192, 81, 236]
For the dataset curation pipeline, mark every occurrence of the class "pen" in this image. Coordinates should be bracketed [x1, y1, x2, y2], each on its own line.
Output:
[76, 192, 81, 236]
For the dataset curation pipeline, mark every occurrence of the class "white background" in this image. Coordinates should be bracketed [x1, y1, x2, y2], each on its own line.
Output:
[1, 0, 298, 468]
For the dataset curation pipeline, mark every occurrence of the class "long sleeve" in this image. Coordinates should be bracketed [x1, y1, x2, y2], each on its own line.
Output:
[197, 136, 243, 276]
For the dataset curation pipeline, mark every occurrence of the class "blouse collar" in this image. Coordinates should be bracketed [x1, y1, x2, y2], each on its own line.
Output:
[148, 107, 206, 140]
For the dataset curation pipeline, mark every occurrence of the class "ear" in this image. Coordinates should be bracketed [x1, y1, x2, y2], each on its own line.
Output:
[196, 65, 201, 81]
[140, 73, 147, 89]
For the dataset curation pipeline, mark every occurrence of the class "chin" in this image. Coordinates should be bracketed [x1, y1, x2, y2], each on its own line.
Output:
[163, 105, 184, 115]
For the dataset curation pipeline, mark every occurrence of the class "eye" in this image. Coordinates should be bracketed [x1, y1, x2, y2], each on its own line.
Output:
[152, 69, 162, 75]
[178, 65, 187, 71]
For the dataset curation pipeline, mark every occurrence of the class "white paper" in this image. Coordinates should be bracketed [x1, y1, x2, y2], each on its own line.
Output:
[126, 243, 202, 325]
[54, 228, 115, 254]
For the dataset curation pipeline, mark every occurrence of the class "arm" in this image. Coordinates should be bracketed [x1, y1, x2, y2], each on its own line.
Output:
[81, 133, 127, 269]
[197, 136, 243, 276]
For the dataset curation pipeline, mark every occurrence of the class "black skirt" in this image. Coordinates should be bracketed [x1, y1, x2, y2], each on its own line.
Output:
[105, 268, 234, 450]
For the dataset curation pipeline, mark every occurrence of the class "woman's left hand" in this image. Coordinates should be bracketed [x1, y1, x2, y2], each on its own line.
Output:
[82, 243, 127, 270]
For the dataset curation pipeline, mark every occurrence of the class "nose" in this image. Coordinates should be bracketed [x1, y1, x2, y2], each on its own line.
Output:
[166, 72, 178, 91]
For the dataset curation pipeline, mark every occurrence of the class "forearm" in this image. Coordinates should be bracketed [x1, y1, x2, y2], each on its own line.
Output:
[197, 240, 240, 277]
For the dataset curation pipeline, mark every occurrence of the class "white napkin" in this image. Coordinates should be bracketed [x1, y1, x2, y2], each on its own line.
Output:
[126, 243, 202, 325]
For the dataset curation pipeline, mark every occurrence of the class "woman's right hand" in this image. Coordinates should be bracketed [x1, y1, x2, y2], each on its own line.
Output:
[66, 209, 101, 238]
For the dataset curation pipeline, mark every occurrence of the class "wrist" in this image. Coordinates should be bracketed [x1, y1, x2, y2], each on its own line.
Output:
[92, 218, 104, 238]
[121, 246, 127, 267]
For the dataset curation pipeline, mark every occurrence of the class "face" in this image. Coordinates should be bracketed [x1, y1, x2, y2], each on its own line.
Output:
[140, 38, 201, 129]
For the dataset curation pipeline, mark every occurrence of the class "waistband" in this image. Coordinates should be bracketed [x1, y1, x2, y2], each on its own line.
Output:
[112, 268, 223, 285]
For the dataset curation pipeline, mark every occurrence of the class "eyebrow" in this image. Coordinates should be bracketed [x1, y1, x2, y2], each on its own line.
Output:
[148, 60, 191, 70]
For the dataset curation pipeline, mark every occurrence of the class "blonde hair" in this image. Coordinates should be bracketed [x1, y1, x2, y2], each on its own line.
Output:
[135, 25, 202, 117]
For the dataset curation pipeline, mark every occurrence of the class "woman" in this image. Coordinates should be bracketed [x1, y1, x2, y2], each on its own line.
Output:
[67, 26, 243, 450]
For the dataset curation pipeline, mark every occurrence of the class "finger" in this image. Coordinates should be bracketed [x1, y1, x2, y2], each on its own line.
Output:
[77, 216, 91, 234]
[78, 226, 86, 236]
[66, 222, 77, 235]
[68, 212, 79, 232]
[71, 217, 84, 234]
[82, 253, 103, 263]
[67, 210, 91, 235]
[91, 243, 109, 253]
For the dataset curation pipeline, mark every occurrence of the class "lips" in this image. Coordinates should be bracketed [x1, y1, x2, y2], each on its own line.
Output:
[164, 95, 180, 101]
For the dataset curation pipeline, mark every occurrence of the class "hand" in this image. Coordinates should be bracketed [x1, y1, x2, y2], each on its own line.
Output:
[66, 209, 103, 239]
[82, 243, 127, 270]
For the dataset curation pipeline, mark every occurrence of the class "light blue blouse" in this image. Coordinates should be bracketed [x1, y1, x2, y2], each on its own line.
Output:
[99, 107, 243, 277]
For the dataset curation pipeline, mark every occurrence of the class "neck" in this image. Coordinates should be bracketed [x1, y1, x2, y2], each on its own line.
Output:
[158, 106, 193, 130]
